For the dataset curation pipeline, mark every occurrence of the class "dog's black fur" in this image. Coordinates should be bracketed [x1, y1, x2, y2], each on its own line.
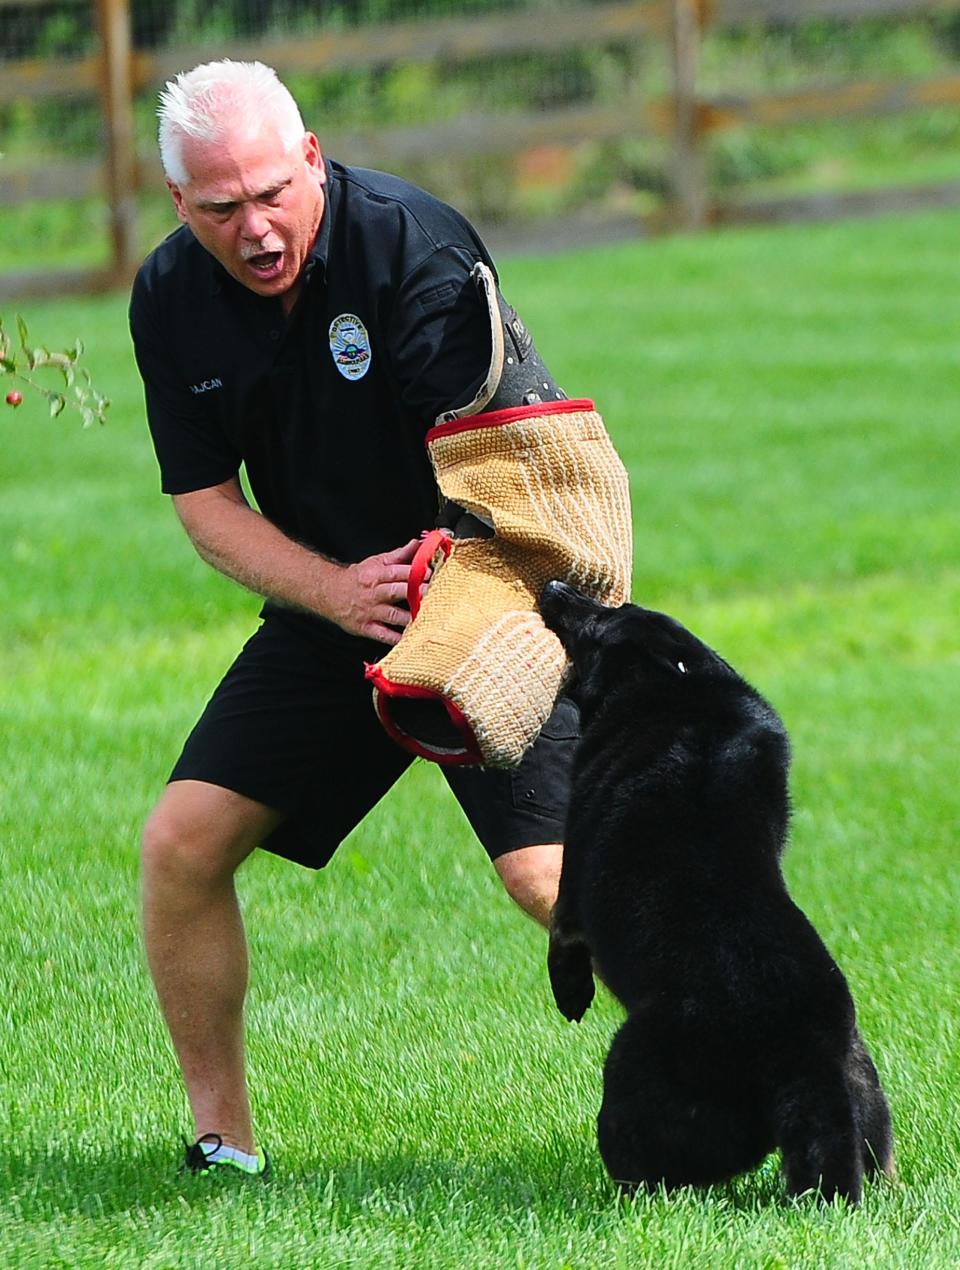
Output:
[539, 580, 894, 1204]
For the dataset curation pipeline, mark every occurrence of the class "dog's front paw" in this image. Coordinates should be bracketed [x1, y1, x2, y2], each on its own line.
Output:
[548, 939, 596, 1022]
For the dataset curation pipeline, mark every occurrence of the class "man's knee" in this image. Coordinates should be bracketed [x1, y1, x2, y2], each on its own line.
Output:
[141, 781, 280, 889]
[494, 843, 563, 929]
[141, 799, 230, 892]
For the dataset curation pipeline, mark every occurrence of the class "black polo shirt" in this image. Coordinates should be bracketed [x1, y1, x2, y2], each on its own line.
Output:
[130, 160, 496, 579]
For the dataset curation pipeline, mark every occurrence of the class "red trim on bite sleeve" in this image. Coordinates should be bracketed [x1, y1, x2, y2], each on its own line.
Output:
[364, 662, 484, 765]
[426, 397, 595, 443]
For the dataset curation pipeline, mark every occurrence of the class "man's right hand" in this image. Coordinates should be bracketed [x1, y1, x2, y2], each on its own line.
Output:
[326, 537, 424, 646]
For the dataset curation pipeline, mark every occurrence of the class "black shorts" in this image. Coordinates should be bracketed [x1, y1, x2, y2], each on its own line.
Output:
[169, 610, 579, 869]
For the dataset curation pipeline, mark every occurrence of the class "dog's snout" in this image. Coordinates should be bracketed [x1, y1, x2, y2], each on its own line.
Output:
[539, 578, 574, 624]
[540, 578, 572, 605]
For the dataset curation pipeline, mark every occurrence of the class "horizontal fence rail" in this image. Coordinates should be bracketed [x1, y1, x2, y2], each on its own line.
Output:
[0, 2, 667, 104]
[703, 72, 960, 128]
[4, 0, 959, 108]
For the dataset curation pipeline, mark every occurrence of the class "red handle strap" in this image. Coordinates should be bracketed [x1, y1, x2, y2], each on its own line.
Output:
[407, 529, 452, 619]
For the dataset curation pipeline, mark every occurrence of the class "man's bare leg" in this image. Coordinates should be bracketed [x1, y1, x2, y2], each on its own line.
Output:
[141, 780, 283, 1153]
[493, 842, 562, 928]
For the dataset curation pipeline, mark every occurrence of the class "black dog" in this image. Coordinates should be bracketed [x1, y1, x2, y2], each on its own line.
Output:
[539, 580, 894, 1204]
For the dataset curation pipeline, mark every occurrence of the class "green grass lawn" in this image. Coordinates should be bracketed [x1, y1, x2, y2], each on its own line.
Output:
[2, 209, 958, 1267]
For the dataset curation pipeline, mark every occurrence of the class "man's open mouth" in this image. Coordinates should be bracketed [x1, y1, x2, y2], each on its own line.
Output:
[246, 251, 284, 280]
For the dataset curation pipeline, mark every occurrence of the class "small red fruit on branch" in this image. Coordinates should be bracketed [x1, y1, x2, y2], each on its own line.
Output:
[1, 314, 109, 426]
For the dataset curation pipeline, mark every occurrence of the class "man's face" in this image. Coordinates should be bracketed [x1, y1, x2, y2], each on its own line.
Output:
[168, 125, 325, 307]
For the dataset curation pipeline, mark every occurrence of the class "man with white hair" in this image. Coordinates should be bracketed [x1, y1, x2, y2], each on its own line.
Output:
[130, 59, 584, 1178]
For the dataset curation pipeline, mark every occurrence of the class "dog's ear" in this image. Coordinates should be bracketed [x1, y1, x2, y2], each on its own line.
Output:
[629, 609, 722, 680]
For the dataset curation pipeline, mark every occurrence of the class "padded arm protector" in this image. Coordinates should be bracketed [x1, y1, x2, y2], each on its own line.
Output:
[366, 266, 633, 768]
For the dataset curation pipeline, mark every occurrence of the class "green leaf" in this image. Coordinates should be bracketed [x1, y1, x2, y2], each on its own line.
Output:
[16, 314, 29, 352]
[35, 351, 76, 387]
[46, 392, 66, 418]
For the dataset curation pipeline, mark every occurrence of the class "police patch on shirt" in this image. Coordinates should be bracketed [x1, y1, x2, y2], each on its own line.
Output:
[329, 314, 372, 381]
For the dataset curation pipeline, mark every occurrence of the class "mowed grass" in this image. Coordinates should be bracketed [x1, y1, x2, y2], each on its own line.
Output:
[1, 209, 958, 1268]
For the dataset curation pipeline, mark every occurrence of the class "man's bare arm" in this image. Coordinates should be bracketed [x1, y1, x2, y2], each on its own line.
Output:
[172, 477, 419, 645]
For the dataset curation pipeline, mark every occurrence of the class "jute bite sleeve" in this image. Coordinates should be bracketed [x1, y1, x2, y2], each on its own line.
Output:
[366, 397, 632, 767]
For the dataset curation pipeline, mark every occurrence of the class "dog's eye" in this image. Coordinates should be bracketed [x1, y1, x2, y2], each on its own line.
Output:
[677, 661, 687, 674]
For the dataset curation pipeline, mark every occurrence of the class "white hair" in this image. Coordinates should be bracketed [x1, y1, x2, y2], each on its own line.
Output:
[158, 60, 306, 185]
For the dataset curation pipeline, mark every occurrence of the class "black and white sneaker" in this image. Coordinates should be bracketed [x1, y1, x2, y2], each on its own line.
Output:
[182, 1133, 270, 1178]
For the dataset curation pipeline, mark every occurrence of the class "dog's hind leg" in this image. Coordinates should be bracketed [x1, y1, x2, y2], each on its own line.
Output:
[775, 1072, 864, 1204]
[846, 1030, 896, 1181]
[597, 1019, 771, 1192]
[548, 903, 595, 1022]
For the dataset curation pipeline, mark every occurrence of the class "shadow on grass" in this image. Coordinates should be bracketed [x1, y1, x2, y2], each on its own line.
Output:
[0, 1140, 602, 1222]
[0, 1141, 791, 1222]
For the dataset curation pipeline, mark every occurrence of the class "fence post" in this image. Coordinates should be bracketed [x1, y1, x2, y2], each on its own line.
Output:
[669, 0, 708, 230]
[95, 0, 138, 286]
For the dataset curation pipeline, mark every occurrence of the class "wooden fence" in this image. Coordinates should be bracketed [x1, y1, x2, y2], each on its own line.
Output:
[2, 0, 960, 297]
